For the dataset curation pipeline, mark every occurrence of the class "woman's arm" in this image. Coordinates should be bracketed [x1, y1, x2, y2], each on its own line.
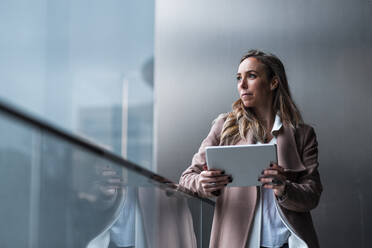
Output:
[179, 115, 227, 197]
[277, 126, 323, 212]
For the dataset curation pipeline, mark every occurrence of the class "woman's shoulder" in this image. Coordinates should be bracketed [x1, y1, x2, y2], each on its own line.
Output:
[294, 122, 318, 146]
[211, 112, 229, 126]
[295, 123, 316, 135]
[208, 112, 229, 138]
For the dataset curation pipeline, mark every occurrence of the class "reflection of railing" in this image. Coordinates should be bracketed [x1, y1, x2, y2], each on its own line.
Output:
[0, 99, 213, 204]
[0, 99, 214, 248]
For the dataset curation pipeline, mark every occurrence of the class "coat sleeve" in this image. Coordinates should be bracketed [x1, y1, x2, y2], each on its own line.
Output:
[179, 115, 225, 197]
[278, 126, 323, 212]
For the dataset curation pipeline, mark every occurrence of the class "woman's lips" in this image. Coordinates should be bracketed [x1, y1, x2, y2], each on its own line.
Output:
[241, 93, 253, 97]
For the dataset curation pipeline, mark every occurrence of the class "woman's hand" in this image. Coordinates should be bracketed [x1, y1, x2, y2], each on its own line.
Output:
[198, 165, 232, 197]
[258, 162, 287, 197]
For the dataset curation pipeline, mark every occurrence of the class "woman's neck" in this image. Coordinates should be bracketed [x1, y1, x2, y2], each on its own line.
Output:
[253, 106, 275, 132]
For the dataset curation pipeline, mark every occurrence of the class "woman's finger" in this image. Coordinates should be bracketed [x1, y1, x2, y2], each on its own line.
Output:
[199, 175, 231, 184]
[200, 170, 225, 177]
[259, 174, 285, 184]
[259, 173, 286, 180]
[260, 173, 286, 180]
[203, 184, 227, 192]
[271, 162, 284, 170]
[268, 162, 285, 173]
[260, 177, 280, 184]
[262, 168, 285, 176]
[260, 178, 284, 186]
[271, 179, 284, 185]
[262, 183, 279, 189]
[203, 179, 230, 188]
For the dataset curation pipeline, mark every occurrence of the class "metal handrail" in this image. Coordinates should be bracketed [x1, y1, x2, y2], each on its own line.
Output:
[0, 99, 214, 205]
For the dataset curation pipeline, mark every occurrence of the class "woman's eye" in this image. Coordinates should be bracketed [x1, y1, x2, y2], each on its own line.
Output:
[248, 73, 256, 79]
[236, 76, 242, 81]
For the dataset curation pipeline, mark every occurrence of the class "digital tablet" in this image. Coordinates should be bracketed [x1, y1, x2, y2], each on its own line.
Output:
[205, 144, 277, 187]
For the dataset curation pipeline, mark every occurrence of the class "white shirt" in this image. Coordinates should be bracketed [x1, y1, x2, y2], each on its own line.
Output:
[257, 114, 290, 248]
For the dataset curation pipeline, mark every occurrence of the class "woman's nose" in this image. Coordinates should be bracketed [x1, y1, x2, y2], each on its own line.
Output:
[240, 78, 248, 89]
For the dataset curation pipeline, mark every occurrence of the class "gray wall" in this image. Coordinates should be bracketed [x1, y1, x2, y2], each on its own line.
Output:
[155, 0, 372, 247]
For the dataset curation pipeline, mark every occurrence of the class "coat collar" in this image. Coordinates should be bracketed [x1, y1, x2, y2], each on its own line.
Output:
[276, 124, 306, 172]
[243, 121, 306, 172]
[271, 113, 283, 135]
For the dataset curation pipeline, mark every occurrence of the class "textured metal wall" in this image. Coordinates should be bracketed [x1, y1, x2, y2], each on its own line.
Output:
[155, 0, 372, 246]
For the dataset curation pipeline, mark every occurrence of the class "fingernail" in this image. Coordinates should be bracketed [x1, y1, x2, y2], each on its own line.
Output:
[228, 177, 233, 183]
[272, 179, 283, 186]
[212, 190, 221, 196]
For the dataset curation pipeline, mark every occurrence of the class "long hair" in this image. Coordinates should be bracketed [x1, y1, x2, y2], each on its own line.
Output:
[220, 49, 303, 145]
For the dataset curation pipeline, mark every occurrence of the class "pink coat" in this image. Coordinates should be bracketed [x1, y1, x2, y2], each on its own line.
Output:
[179, 115, 322, 248]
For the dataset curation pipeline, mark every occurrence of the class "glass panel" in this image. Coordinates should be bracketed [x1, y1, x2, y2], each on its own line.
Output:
[0, 0, 155, 169]
[0, 112, 35, 247]
[0, 109, 213, 248]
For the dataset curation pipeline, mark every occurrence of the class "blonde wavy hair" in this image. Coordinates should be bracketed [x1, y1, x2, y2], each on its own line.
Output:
[219, 49, 303, 145]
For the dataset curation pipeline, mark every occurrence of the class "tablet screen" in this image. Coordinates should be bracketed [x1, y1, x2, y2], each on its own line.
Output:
[206, 144, 277, 187]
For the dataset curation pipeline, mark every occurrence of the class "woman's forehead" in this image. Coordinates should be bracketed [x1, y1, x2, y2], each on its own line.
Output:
[238, 57, 265, 73]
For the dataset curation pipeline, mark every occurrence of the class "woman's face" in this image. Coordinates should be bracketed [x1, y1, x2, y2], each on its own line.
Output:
[236, 57, 274, 109]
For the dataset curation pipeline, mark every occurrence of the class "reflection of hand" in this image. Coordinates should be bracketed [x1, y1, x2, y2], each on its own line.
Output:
[99, 166, 123, 199]
[198, 165, 232, 197]
[258, 162, 287, 197]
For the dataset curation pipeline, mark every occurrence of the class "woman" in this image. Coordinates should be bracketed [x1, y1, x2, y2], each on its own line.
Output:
[179, 50, 322, 248]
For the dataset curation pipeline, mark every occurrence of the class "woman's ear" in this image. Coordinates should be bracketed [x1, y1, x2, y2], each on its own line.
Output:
[270, 77, 279, 91]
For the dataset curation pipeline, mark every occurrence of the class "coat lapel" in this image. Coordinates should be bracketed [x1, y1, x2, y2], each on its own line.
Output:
[276, 124, 306, 172]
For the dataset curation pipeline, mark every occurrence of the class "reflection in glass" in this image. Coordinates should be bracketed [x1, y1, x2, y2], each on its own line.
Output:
[0, 110, 212, 248]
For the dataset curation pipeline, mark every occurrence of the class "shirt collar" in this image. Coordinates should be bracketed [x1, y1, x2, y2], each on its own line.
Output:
[271, 113, 283, 135]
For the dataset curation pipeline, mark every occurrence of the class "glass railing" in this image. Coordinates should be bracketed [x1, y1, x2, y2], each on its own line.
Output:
[0, 100, 214, 248]
[0, 0, 155, 165]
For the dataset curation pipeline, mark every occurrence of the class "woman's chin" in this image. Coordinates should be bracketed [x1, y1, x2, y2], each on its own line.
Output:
[241, 100, 254, 108]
